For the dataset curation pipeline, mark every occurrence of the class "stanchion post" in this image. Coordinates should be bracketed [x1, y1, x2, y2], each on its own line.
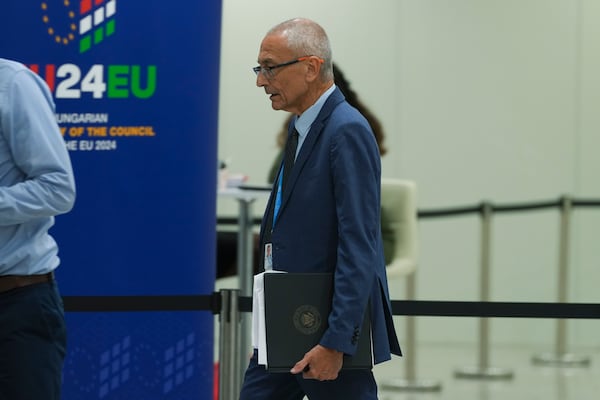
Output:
[455, 202, 513, 380]
[218, 289, 241, 400]
[532, 196, 590, 367]
[380, 272, 442, 392]
[478, 202, 491, 370]
[234, 197, 256, 386]
[218, 188, 269, 379]
[405, 273, 417, 382]
[556, 196, 570, 356]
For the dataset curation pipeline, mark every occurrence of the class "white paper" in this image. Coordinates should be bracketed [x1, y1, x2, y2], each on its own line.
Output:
[252, 270, 286, 366]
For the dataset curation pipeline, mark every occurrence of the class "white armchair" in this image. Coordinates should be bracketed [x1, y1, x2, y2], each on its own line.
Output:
[380, 178, 418, 277]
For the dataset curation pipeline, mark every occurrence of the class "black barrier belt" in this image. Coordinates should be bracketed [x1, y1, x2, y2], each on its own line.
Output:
[63, 295, 600, 319]
[390, 300, 600, 319]
[217, 196, 600, 226]
[573, 199, 600, 207]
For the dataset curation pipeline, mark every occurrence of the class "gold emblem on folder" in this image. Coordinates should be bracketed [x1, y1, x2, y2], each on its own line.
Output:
[293, 305, 322, 335]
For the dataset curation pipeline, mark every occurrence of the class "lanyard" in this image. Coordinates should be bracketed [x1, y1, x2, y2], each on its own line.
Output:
[272, 167, 284, 227]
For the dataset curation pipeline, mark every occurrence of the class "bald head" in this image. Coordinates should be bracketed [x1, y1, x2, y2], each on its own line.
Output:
[266, 18, 334, 82]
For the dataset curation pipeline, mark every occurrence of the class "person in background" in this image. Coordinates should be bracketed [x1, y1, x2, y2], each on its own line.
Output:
[267, 63, 396, 267]
[0, 57, 76, 400]
[240, 18, 401, 399]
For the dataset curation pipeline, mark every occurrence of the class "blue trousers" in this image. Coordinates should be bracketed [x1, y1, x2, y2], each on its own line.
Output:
[239, 350, 378, 400]
[0, 281, 66, 400]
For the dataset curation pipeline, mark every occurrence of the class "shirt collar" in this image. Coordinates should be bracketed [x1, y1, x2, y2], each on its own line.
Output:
[294, 84, 336, 139]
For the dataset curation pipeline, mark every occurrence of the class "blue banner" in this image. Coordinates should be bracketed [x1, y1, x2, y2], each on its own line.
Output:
[1, 1, 221, 398]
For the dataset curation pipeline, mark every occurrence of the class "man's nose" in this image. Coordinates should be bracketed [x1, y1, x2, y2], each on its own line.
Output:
[256, 72, 268, 87]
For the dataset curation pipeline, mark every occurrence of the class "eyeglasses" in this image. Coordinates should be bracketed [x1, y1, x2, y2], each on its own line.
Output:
[252, 56, 323, 79]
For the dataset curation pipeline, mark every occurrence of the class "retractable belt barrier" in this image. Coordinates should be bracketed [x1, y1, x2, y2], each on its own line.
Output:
[62, 294, 600, 319]
[64, 195, 600, 400]
[65, 195, 600, 318]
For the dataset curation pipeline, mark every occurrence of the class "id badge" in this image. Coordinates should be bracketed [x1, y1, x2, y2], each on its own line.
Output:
[264, 243, 273, 271]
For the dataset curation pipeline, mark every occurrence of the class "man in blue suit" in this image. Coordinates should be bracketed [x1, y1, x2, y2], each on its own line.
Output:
[239, 18, 401, 399]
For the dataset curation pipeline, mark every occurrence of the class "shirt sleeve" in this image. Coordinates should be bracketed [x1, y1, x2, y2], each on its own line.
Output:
[0, 68, 76, 225]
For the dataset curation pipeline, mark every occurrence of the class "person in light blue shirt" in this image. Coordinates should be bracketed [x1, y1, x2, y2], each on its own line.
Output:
[0, 57, 75, 400]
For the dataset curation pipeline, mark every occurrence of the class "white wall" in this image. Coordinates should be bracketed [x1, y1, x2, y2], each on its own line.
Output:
[218, 0, 600, 348]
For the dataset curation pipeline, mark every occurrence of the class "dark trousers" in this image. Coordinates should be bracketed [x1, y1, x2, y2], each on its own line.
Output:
[0, 281, 67, 400]
[239, 350, 378, 400]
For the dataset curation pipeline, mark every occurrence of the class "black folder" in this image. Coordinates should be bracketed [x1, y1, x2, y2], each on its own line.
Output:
[263, 272, 373, 372]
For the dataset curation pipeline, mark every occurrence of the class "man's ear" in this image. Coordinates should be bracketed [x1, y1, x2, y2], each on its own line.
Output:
[305, 56, 322, 82]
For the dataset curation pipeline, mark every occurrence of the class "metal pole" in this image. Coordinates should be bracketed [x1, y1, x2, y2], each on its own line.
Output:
[380, 272, 442, 392]
[218, 289, 241, 400]
[405, 273, 417, 382]
[556, 196, 570, 356]
[478, 202, 491, 370]
[236, 198, 255, 380]
[455, 202, 512, 379]
[532, 196, 590, 366]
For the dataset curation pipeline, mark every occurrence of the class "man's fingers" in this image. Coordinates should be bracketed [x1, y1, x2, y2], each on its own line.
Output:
[290, 358, 309, 375]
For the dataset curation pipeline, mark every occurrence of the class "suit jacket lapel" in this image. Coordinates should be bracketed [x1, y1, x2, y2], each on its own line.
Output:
[279, 87, 346, 210]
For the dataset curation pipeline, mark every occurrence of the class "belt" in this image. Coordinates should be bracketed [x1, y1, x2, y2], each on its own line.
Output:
[0, 272, 54, 293]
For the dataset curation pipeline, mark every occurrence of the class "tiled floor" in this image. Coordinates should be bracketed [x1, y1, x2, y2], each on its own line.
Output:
[374, 343, 599, 400]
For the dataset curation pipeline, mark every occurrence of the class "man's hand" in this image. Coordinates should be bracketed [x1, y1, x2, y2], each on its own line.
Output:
[290, 344, 343, 381]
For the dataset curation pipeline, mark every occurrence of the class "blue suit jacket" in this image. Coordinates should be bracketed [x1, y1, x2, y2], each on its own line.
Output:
[260, 88, 402, 364]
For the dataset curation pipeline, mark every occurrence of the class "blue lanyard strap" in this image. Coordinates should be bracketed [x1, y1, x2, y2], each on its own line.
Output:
[272, 167, 284, 228]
